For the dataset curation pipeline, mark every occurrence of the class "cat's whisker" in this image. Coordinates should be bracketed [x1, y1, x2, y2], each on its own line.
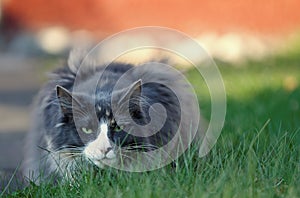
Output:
[58, 153, 83, 163]
[123, 143, 159, 150]
[58, 151, 83, 157]
[56, 148, 84, 154]
[119, 153, 138, 163]
[122, 143, 173, 161]
[119, 150, 161, 168]
[72, 107, 91, 117]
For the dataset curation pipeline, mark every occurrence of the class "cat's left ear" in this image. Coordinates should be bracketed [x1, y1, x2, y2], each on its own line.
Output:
[56, 85, 81, 115]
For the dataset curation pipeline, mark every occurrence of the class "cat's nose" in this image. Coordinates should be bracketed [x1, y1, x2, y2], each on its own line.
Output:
[104, 147, 112, 155]
[105, 147, 116, 159]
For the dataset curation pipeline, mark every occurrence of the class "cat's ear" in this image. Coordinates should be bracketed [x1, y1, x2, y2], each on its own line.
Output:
[119, 79, 142, 103]
[56, 85, 80, 115]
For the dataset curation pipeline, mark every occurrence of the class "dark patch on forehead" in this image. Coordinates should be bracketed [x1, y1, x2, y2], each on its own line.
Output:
[94, 89, 114, 119]
[95, 102, 113, 122]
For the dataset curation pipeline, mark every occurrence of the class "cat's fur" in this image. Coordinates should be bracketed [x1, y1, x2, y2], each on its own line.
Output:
[22, 49, 200, 182]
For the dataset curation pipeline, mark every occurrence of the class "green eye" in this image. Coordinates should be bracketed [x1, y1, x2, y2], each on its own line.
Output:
[114, 125, 123, 132]
[81, 127, 93, 134]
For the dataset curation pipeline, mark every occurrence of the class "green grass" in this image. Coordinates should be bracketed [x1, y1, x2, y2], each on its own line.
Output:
[4, 53, 300, 197]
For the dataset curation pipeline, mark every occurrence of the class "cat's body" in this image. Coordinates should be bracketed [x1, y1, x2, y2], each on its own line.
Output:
[22, 50, 200, 182]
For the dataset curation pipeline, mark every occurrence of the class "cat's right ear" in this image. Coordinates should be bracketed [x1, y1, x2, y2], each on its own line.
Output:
[118, 79, 142, 103]
[56, 85, 79, 115]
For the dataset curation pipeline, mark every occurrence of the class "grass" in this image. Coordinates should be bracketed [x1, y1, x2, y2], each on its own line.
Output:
[3, 52, 300, 197]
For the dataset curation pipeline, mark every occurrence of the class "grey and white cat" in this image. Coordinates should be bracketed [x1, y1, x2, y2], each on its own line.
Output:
[22, 49, 200, 182]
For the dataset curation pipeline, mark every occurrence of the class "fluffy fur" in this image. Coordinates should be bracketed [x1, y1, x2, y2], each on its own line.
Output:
[22, 49, 200, 182]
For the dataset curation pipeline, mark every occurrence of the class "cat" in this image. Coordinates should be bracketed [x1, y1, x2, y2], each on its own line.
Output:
[22, 48, 200, 183]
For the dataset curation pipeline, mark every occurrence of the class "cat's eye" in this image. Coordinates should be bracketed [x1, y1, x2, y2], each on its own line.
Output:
[81, 127, 93, 134]
[114, 125, 123, 132]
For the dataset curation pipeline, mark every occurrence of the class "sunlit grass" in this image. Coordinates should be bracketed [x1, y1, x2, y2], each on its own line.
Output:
[4, 53, 300, 197]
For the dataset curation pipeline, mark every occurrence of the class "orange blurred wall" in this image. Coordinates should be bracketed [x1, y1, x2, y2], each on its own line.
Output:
[2, 0, 300, 36]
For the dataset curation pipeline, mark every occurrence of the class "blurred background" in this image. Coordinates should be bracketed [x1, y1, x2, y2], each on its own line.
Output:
[0, 0, 300, 191]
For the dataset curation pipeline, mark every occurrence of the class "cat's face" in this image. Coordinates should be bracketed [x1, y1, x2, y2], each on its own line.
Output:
[55, 80, 145, 168]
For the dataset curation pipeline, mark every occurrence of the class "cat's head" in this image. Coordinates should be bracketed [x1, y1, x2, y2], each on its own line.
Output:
[54, 79, 148, 169]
